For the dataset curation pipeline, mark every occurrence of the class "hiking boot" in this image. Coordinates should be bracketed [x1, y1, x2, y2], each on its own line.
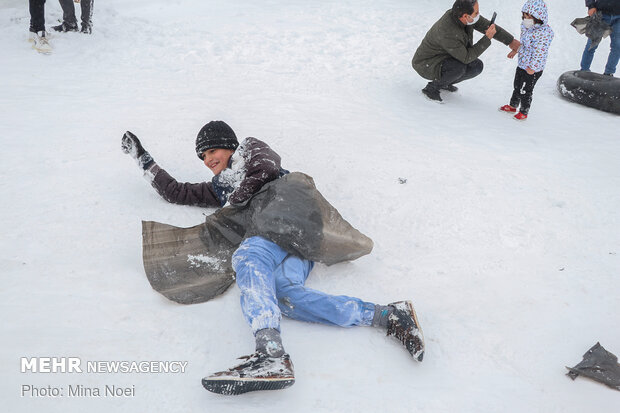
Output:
[514, 112, 528, 121]
[422, 85, 442, 102]
[441, 84, 458, 92]
[202, 352, 295, 395]
[499, 104, 517, 113]
[387, 301, 425, 361]
[52, 22, 78, 32]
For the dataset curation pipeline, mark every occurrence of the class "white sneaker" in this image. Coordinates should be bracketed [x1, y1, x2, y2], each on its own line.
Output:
[29, 31, 52, 54]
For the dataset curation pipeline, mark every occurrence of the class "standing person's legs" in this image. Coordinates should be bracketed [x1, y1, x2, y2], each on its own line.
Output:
[517, 71, 543, 115]
[511, 67, 543, 115]
[274, 256, 376, 327]
[510, 67, 526, 109]
[57, 0, 78, 28]
[580, 38, 598, 71]
[604, 14, 620, 75]
[29, 0, 46, 33]
[80, 0, 94, 33]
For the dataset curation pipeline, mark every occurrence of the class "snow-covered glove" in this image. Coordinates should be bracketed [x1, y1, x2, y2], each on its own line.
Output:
[121, 131, 154, 170]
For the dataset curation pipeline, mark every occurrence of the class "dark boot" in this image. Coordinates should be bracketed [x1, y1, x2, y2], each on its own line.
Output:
[387, 301, 425, 361]
[52, 21, 78, 32]
[202, 352, 295, 395]
[80, 0, 94, 34]
[422, 83, 442, 102]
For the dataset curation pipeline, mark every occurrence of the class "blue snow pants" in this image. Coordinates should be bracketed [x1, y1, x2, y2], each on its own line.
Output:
[232, 236, 376, 333]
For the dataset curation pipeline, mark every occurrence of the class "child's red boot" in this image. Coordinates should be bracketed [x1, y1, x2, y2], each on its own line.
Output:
[513, 112, 528, 121]
[499, 104, 517, 113]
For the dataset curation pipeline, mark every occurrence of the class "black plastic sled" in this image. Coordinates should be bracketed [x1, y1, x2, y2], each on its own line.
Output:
[557, 70, 620, 115]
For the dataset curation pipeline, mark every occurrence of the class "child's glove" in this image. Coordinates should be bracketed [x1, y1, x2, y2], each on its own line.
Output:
[121, 131, 154, 170]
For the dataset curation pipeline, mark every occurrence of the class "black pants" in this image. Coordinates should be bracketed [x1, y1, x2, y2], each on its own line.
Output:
[29, 0, 46, 33]
[429, 58, 484, 89]
[510, 67, 543, 115]
[59, 0, 94, 28]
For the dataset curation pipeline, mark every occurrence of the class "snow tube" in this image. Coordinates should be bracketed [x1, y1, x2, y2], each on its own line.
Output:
[557, 70, 620, 115]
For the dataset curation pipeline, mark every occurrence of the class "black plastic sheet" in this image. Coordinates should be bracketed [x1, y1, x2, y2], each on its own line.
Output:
[566, 342, 620, 391]
[571, 12, 613, 50]
[142, 172, 373, 304]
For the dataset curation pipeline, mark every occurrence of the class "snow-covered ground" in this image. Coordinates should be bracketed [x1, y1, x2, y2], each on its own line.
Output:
[1, 0, 619, 411]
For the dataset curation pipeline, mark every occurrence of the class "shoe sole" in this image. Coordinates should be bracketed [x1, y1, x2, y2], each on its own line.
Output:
[202, 377, 295, 395]
[404, 301, 425, 362]
[423, 94, 443, 104]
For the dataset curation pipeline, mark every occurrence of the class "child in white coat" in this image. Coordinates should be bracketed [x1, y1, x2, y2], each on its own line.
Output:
[499, 0, 554, 120]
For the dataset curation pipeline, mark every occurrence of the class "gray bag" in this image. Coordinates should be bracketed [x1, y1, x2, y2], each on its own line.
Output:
[142, 172, 373, 304]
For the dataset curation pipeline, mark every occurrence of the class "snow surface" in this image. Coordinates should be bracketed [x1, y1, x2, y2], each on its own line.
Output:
[1, 0, 619, 412]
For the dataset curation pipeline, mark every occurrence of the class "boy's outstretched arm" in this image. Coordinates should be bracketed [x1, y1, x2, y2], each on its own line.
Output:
[121, 131, 221, 208]
[122, 131, 155, 170]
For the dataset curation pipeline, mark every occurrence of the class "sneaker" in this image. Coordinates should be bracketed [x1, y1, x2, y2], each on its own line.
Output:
[514, 112, 528, 121]
[52, 22, 78, 32]
[29, 31, 52, 54]
[604, 73, 614, 77]
[441, 84, 458, 92]
[81, 24, 92, 34]
[499, 104, 517, 113]
[422, 85, 442, 102]
[387, 301, 425, 361]
[202, 352, 295, 395]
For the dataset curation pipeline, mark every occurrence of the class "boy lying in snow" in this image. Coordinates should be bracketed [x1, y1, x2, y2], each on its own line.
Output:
[122, 121, 424, 395]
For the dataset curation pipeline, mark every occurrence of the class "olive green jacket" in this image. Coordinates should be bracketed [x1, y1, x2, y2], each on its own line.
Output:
[412, 10, 515, 81]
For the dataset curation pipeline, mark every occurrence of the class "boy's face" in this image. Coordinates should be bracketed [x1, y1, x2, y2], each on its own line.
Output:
[202, 148, 234, 175]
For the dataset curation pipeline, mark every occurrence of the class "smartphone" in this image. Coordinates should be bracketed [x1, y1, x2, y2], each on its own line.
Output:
[490, 12, 497, 25]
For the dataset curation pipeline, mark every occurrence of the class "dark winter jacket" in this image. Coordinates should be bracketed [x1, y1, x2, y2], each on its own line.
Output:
[586, 0, 620, 15]
[412, 10, 515, 81]
[148, 137, 287, 208]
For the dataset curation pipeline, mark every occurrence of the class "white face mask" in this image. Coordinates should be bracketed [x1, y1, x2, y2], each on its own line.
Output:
[523, 18, 535, 28]
[467, 14, 481, 25]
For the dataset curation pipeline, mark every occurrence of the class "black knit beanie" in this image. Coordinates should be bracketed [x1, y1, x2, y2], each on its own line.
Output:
[195, 120, 239, 159]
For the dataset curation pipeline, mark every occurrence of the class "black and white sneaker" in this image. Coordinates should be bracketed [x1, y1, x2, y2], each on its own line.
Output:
[202, 352, 295, 395]
[52, 22, 78, 32]
[387, 301, 425, 361]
